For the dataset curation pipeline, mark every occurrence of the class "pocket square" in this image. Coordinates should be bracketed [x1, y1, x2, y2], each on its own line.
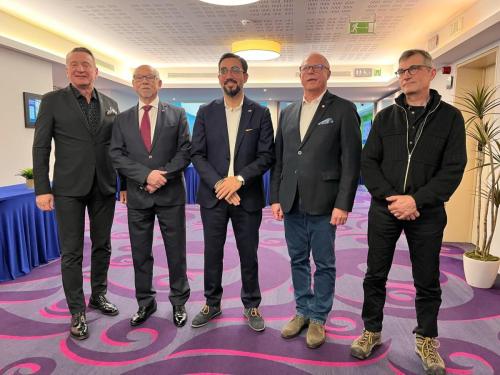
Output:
[245, 128, 255, 132]
[317, 118, 334, 126]
[106, 108, 117, 116]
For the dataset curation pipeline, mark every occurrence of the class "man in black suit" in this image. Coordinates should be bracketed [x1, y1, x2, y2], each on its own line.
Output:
[110, 65, 191, 328]
[33, 47, 123, 340]
[270, 52, 361, 348]
[190, 53, 274, 331]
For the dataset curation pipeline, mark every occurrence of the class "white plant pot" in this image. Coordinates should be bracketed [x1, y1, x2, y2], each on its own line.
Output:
[25, 178, 34, 189]
[463, 254, 500, 288]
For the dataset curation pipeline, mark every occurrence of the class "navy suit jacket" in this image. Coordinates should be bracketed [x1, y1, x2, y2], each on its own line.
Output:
[270, 91, 361, 215]
[191, 96, 274, 212]
[109, 101, 191, 209]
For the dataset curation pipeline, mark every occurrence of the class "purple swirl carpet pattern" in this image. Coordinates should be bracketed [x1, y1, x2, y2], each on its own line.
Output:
[0, 188, 499, 374]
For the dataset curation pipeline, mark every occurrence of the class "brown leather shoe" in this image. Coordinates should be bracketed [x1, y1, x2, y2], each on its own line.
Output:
[306, 321, 326, 349]
[281, 315, 309, 339]
[70, 312, 89, 340]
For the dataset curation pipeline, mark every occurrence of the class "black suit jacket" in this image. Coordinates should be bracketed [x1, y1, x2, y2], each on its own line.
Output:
[109, 102, 191, 209]
[191, 96, 274, 212]
[33, 85, 119, 197]
[270, 91, 361, 215]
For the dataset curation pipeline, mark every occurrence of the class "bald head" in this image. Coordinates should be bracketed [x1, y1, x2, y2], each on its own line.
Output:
[299, 52, 331, 101]
[133, 65, 160, 80]
[132, 65, 162, 104]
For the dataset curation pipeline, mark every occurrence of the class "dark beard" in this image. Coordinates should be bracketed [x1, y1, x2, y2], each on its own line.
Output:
[223, 80, 241, 97]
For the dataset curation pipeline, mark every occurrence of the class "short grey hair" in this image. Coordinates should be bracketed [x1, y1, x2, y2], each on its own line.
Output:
[399, 49, 433, 67]
[133, 65, 161, 80]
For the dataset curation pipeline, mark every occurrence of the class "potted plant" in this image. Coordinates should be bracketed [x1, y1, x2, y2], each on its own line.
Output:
[17, 167, 34, 189]
[458, 85, 500, 288]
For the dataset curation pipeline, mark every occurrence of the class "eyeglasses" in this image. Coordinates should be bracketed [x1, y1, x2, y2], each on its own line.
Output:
[395, 65, 432, 77]
[133, 75, 157, 81]
[219, 66, 244, 75]
[299, 64, 330, 73]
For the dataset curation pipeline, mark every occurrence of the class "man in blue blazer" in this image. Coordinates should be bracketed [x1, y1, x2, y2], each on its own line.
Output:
[270, 53, 361, 348]
[33, 47, 123, 340]
[110, 65, 191, 328]
[191, 53, 274, 331]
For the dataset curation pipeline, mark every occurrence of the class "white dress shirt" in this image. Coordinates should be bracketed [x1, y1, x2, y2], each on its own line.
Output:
[138, 96, 160, 138]
[299, 90, 327, 141]
[225, 98, 243, 177]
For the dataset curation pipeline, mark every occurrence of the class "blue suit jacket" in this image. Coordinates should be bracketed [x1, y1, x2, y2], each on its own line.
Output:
[109, 102, 191, 209]
[191, 96, 274, 212]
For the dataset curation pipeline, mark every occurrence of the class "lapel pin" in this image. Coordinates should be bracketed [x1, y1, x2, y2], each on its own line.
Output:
[248, 109, 252, 112]
[321, 105, 325, 108]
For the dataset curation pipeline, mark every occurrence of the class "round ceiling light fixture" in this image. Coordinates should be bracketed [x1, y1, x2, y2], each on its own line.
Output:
[232, 39, 281, 61]
[199, 0, 260, 5]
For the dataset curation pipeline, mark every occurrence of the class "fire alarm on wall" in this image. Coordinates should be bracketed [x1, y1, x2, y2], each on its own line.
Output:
[442, 66, 452, 74]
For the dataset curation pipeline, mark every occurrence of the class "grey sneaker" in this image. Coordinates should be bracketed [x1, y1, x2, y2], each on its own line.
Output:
[415, 334, 446, 375]
[191, 305, 221, 328]
[281, 315, 309, 339]
[350, 329, 382, 359]
[243, 307, 265, 332]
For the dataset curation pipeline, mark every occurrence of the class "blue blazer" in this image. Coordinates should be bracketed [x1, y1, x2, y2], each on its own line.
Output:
[109, 102, 191, 209]
[191, 96, 274, 212]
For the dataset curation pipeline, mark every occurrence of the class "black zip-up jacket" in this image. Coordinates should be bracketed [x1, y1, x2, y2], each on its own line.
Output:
[362, 89, 467, 209]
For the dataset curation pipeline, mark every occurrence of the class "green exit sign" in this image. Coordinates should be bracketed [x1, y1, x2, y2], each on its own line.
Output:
[349, 21, 375, 34]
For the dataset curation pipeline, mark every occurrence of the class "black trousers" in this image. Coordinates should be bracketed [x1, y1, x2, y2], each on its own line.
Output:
[128, 204, 190, 307]
[200, 202, 262, 308]
[362, 199, 447, 337]
[54, 179, 116, 314]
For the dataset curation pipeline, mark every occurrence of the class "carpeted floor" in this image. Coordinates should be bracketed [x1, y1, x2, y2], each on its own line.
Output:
[0, 188, 499, 374]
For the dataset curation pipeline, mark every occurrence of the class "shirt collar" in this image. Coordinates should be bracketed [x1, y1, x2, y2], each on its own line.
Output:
[70, 84, 98, 100]
[302, 90, 327, 105]
[224, 96, 244, 111]
[139, 96, 160, 111]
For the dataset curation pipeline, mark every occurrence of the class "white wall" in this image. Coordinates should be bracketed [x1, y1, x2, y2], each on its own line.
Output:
[0, 47, 53, 186]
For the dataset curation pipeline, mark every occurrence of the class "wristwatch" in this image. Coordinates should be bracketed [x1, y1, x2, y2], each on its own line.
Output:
[236, 175, 245, 185]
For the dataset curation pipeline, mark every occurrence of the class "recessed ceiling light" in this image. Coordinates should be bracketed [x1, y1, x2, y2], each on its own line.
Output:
[199, 0, 259, 5]
[232, 39, 281, 61]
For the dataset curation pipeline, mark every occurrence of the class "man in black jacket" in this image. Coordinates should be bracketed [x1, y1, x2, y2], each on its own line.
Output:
[33, 47, 124, 340]
[350, 50, 467, 375]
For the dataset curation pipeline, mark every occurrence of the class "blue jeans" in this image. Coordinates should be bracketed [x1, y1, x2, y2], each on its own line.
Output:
[284, 208, 336, 324]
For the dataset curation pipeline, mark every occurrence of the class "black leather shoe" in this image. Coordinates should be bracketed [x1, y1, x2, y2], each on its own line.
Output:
[130, 301, 157, 326]
[173, 305, 187, 327]
[70, 312, 89, 340]
[88, 294, 119, 316]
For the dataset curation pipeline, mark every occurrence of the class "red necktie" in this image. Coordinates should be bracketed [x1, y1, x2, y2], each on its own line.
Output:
[140, 105, 152, 152]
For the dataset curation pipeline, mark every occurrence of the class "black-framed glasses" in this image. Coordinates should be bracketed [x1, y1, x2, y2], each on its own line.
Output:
[395, 65, 432, 77]
[299, 64, 329, 73]
[133, 74, 157, 81]
[219, 66, 244, 75]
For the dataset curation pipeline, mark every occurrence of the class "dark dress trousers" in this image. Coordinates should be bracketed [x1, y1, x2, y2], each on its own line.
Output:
[33, 85, 120, 314]
[191, 96, 274, 308]
[109, 102, 191, 307]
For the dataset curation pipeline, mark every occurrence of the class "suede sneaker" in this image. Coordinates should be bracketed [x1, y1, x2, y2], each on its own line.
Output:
[350, 329, 382, 359]
[191, 304, 221, 328]
[306, 321, 326, 349]
[415, 334, 446, 375]
[243, 307, 265, 332]
[281, 315, 309, 339]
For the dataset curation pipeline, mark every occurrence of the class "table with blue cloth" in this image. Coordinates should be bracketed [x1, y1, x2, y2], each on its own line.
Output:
[0, 184, 60, 281]
[184, 165, 271, 206]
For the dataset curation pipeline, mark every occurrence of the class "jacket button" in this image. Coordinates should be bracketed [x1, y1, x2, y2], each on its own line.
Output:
[294, 170, 297, 174]
[298, 151, 302, 155]
[149, 155, 152, 159]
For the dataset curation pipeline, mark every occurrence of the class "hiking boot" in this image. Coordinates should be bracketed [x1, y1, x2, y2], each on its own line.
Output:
[281, 315, 309, 339]
[243, 307, 265, 332]
[306, 321, 326, 349]
[415, 334, 446, 375]
[350, 329, 382, 359]
[191, 304, 221, 328]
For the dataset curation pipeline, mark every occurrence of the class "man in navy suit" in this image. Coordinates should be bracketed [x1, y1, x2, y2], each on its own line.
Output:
[110, 65, 191, 328]
[270, 53, 361, 348]
[191, 53, 274, 331]
[33, 47, 123, 340]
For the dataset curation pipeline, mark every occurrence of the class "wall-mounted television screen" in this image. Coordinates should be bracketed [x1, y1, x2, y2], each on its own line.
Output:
[23, 92, 42, 128]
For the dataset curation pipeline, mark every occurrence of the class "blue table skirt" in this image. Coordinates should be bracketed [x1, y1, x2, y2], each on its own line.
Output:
[0, 184, 60, 281]
[184, 165, 270, 206]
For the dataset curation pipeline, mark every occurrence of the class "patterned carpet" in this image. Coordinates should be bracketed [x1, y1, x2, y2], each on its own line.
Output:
[0, 188, 499, 375]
